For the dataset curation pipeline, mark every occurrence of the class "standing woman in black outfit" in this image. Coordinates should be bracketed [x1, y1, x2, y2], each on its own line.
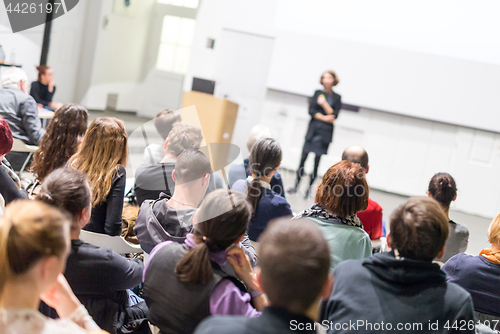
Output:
[289, 70, 341, 198]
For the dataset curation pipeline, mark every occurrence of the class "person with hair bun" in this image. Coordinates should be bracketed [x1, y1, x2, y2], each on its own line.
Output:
[69, 117, 128, 236]
[36, 168, 144, 333]
[427, 172, 469, 262]
[232, 138, 292, 242]
[143, 189, 268, 334]
[0, 200, 101, 333]
[30, 65, 63, 110]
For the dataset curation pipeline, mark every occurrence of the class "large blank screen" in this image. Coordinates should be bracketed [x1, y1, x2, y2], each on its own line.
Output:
[267, 0, 500, 132]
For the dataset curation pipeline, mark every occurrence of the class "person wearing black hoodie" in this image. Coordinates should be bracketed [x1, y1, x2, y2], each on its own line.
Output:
[322, 197, 474, 334]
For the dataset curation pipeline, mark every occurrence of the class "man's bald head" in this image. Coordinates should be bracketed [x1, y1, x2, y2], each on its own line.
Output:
[342, 145, 369, 172]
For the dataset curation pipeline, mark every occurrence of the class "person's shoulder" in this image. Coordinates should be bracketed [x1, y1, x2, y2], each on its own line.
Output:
[443, 253, 476, 270]
[445, 281, 473, 305]
[453, 221, 470, 235]
[334, 258, 366, 277]
[194, 315, 248, 334]
[231, 179, 248, 192]
[368, 198, 382, 211]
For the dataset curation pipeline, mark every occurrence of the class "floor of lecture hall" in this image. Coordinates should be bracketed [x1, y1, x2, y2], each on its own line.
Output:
[98, 110, 493, 258]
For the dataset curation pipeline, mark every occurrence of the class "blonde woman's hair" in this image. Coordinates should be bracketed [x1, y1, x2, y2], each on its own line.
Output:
[69, 117, 128, 206]
[0, 200, 70, 295]
[488, 212, 500, 245]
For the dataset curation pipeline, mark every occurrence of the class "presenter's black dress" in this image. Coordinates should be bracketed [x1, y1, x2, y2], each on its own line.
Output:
[303, 90, 341, 155]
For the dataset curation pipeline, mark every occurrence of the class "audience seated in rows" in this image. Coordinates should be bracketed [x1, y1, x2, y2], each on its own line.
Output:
[0, 200, 101, 333]
[442, 212, 500, 326]
[323, 197, 474, 333]
[134, 121, 203, 206]
[69, 117, 128, 236]
[0, 116, 28, 204]
[142, 109, 181, 165]
[294, 160, 372, 271]
[341, 145, 383, 240]
[0, 67, 45, 170]
[36, 168, 145, 333]
[135, 149, 257, 267]
[228, 125, 285, 197]
[30, 65, 63, 111]
[232, 138, 292, 242]
[195, 217, 332, 334]
[29, 104, 88, 192]
[143, 189, 266, 334]
[428, 172, 469, 262]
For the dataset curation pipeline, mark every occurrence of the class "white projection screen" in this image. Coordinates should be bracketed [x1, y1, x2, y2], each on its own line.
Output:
[267, 0, 500, 132]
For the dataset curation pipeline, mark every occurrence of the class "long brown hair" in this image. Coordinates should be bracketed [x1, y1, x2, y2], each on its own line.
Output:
[176, 190, 251, 285]
[0, 200, 70, 295]
[30, 104, 88, 181]
[247, 138, 282, 214]
[69, 117, 128, 206]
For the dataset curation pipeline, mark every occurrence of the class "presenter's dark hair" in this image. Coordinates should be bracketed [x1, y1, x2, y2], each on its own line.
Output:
[175, 190, 251, 285]
[259, 217, 330, 313]
[428, 173, 456, 209]
[389, 197, 449, 261]
[320, 70, 339, 86]
[247, 138, 282, 214]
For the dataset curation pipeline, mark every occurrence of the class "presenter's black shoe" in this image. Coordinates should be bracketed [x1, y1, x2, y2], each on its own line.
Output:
[304, 187, 311, 200]
[287, 185, 298, 195]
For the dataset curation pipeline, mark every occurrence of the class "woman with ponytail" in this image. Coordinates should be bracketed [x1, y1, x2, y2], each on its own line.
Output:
[143, 189, 268, 334]
[0, 200, 102, 333]
[427, 172, 469, 262]
[232, 138, 292, 242]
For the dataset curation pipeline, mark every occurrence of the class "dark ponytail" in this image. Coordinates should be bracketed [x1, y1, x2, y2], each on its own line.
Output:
[247, 138, 282, 213]
[428, 172, 457, 209]
[176, 189, 251, 285]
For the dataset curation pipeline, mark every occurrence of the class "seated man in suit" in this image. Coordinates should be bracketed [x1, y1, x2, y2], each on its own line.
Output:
[0, 67, 45, 170]
[342, 145, 383, 240]
[195, 217, 332, 334]
[228, 124, 285, 197]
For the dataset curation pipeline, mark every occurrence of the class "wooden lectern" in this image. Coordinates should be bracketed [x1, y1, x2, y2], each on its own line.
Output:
[181, 91, 239, 169]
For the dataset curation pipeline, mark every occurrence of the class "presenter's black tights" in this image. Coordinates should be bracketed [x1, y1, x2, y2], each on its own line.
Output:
[295, 151, 321, 189]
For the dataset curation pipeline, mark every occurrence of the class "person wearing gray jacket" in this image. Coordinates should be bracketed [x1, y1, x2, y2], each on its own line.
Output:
[0, 67, 45, 170]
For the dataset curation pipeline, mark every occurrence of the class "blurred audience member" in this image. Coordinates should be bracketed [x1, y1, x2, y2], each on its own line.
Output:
[228, 125, 285, 197]
[322, 197, 474, 334]
[143, 190, 266, 334]
[30, 65, 63, 110]
[443, 212, 500, 326]
[0, 67, 45, 170]
[195, 218, 332, 334]
[294, 160, 371, 271]
[428, 172, 468, 262]
[232, 138, 292, 242]
[69, 117, 128, 236]
[342, 145, 383, 240]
